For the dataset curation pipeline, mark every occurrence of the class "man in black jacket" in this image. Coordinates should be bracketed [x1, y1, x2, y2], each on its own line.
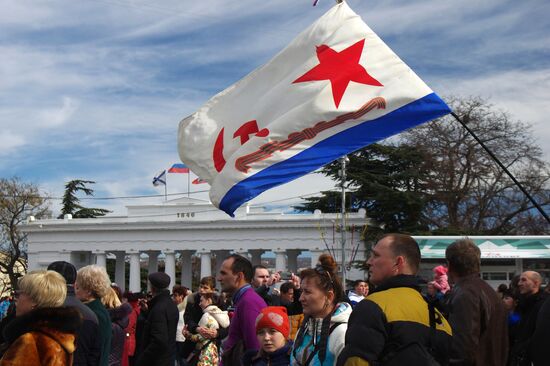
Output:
[509, 270, 547, 366]
[252, 265, 281, 306]
[136, 272, 179, 366]
[48, 261, 101, 366]
[531, 294, 550, 366]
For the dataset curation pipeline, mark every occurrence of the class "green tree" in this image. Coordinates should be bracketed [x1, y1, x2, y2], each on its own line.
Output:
[297, 143, 430, 234]
[299, 97, 550, 235]
[58, 180, 110, 219]
[0, 177, 50, 291]
[403, 97, 550, 234]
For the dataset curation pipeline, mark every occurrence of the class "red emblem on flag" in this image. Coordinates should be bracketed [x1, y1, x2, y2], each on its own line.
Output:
[293, 39, 383, 108]
[213, 120, 270, 172]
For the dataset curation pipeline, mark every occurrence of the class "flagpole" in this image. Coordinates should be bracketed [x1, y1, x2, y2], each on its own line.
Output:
[339, 156, 348, 285]
[164, 170, 167, 201]
[187, 173, 190, 198]
[452, 112, 550, 225]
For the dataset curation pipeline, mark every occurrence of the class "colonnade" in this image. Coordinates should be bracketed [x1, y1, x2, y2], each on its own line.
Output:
[92, 248, 326, 293]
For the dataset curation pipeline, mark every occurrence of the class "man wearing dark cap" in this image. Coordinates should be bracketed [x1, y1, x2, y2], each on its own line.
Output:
[135, 271, 179, 366]
[48, 261, 101, 366]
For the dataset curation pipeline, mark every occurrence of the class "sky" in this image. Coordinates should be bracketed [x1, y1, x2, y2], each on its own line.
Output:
[1, 0, 549, 217]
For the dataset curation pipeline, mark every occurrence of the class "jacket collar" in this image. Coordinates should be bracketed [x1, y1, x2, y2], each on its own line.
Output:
[233, 284, 252, 304]
[254, 341, 293, 362]
[150, 289, 171, 307]
[454, 273, 480, 286]
[3, 306, 81, 348]
[371, 274, 423, 294]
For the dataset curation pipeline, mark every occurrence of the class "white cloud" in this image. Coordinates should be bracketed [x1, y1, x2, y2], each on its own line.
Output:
[0, 131, 25, 154]
[39, 96, 79, 128]
[435, 68, 550, 158]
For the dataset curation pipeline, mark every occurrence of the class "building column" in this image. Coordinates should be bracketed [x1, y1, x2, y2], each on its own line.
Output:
[27, 251, 40, 271]
[250, 250, 265, 266]
[198, 250, 212, 279]
[129, 251, 141, 293]
[164, 250, 176, 289]
[114, 251, 126, 291]
[148, 251, 159, 274]
[310, 248, 325, 268]
[214, 250, 231, 276]
[179, 250, 194, 288]
[147, 251, 160, 292]
[95, 251, 107, 268]
[515, 258, 524, 275]
[274, 250, 286, 272]
[287, 250, 301, 274]
[235, 249, 249, 260]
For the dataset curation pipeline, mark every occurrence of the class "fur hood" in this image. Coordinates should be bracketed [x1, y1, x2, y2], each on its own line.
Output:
[3, 306, 81, 353]
[108, 302, 132, 329]
[200, 305, 230, 329]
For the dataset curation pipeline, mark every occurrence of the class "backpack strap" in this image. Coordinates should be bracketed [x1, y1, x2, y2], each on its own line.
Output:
[292, 321, 343, 366]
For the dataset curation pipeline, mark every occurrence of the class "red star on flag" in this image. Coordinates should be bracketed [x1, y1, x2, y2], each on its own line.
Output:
[293, 39, 383, 108]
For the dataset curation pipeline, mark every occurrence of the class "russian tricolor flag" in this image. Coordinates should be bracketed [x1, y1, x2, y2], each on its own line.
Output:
[168, 163, 190, 173]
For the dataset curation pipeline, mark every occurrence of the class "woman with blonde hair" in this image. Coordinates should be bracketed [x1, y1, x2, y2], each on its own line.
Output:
[75, 264, 113, 366]
[102, 287, 132, 366]
[0, 270, 81, 365]
[291, 254, 351, 366]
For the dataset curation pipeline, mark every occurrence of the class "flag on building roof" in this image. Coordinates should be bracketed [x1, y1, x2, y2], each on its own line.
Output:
[152, 170, 166, 186]
[168, 163, 190, 173]
[177, 2, 451, 216]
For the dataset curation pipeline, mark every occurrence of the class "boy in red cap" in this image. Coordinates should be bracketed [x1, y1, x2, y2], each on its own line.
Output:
[243, 306, 293, 366]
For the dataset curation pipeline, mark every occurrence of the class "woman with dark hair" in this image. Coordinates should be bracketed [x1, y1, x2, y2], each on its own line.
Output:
[291, 254, 351, 366]
[124, 292, 142, 366]
[173, 285, 189, 366]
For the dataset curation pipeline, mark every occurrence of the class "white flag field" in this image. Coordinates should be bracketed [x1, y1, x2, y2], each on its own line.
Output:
[178, 2, 450, 216]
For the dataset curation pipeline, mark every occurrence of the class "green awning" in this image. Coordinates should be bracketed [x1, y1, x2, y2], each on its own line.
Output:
[413, 236, 550, 259]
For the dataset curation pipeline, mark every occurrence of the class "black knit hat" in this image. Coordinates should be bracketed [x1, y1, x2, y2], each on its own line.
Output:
[148, 272, 171, 289]
[47, 261, 77, 284]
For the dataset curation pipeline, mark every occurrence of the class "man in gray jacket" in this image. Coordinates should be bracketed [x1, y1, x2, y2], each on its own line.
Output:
[446, 239, 508, 365]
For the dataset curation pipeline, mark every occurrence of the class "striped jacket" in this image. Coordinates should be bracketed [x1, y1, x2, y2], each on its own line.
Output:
[337, 275, 452, 366]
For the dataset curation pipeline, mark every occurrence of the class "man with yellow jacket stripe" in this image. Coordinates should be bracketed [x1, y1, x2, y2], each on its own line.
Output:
[337, 234, 452, 366]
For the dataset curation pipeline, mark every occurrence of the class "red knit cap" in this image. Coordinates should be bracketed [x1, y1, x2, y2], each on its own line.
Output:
[255, 306, 290, 338]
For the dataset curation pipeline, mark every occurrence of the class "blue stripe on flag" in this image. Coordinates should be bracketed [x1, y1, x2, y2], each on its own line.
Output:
[219, 93, 450, 216]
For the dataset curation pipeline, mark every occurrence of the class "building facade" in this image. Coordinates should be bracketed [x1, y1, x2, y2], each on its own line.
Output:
[22, 198, 369, 292]
[21, 198, 550, 292]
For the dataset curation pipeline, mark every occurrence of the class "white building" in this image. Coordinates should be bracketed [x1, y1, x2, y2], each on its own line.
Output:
[22, 198, 370, 293]
[21, 198, 550, 291]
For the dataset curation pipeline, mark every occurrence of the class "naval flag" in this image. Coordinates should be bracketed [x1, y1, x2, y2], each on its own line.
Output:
[152, 170, 166, 187]
[178, 2, 450, 216]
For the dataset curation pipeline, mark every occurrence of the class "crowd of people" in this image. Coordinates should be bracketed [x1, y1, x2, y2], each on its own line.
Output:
[0, 234, 548, 366]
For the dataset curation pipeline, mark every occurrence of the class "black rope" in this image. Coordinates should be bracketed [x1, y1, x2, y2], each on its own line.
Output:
[451, 112, 550, 225]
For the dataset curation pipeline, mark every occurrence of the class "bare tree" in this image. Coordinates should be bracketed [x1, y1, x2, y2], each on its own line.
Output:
[404, 97, 550, 234]
[0, 177, 50, 291]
